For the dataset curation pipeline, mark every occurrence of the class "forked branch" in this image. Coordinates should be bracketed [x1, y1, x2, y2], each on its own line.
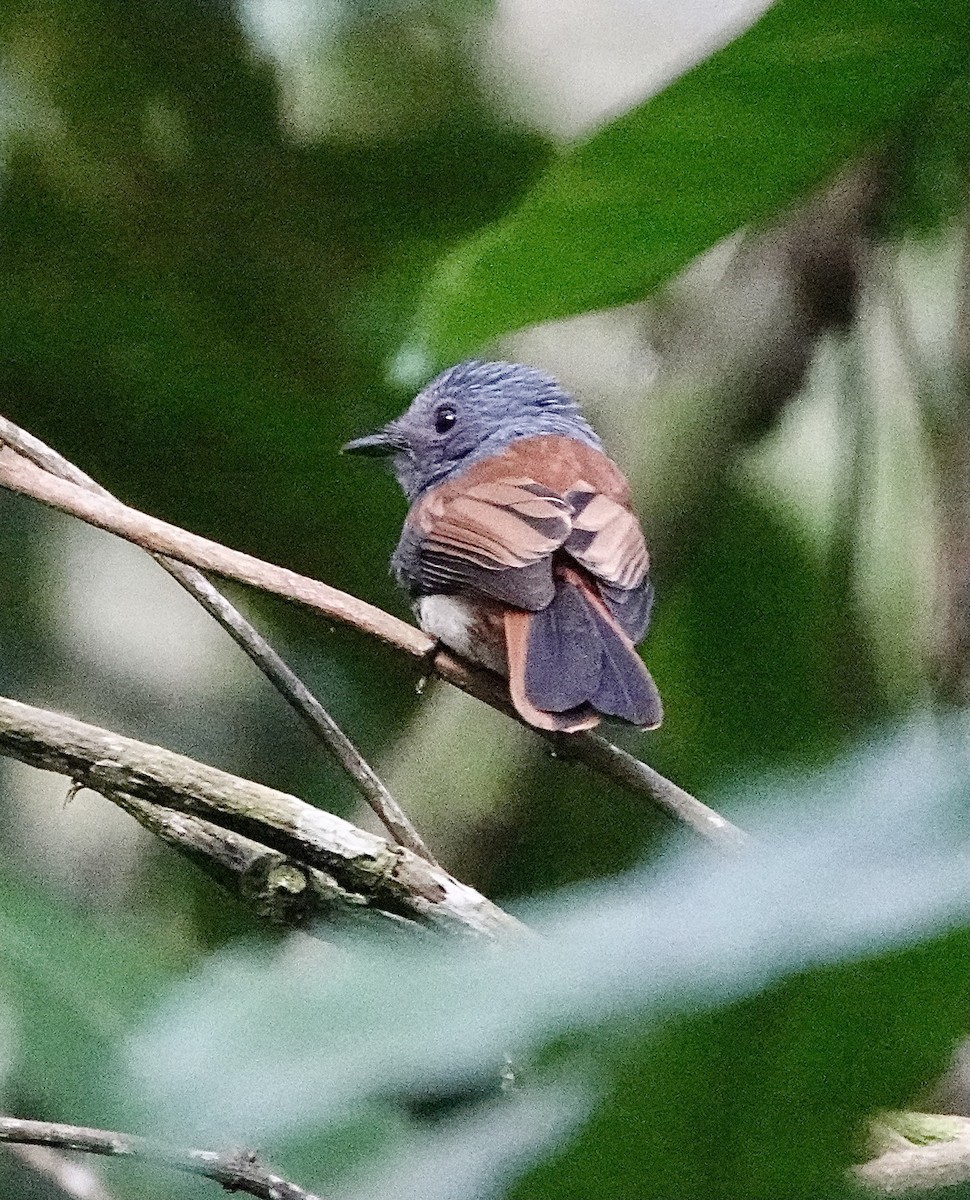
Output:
[0, 695, 524, 941]
[0, 418, 433, 862]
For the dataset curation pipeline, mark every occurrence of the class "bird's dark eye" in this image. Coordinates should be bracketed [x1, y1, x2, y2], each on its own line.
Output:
[434, 404, 457, 435]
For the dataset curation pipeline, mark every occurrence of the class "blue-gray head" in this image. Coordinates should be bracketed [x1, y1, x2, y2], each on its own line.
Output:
[342, 360, 601, 501]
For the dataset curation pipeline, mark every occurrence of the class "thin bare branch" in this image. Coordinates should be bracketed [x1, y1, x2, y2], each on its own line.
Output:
[0, 445, 746, 849]
[0, 445, 427, 648]
[5, 1106, 967, 1200]
[435, 646, 746, 849]
[0, 695, 526, 941]
[0, 1116, 324, 1200]
[0, 418, 433, 862]
[557, 729, 744, 846]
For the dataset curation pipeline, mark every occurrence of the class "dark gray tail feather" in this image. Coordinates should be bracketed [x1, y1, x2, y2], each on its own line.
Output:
[523, 580, 601, 711]
[524, 578, 663, 728]
[590, 607, 663, 727]
[600, 576, 654, 643]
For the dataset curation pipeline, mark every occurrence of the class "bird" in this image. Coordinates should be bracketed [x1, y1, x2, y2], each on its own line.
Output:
[343, 360, 662, 734]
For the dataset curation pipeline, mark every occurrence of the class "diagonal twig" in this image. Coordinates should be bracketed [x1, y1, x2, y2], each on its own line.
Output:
[0, 443, 746, 850]
[3, 1107, 965, 1200]
[0, 1116, 324, 1200]
[0, 417, 434, 863]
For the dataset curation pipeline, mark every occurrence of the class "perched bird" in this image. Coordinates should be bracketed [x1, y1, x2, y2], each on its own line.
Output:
[343, 360, 662, 733]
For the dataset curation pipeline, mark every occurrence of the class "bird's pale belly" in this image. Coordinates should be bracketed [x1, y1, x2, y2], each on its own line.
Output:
[416, 594, 509, 676]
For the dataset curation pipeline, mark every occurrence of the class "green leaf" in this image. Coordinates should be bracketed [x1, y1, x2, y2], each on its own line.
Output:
[404, 0, 969, 372]
[886, 81, 970, 236]
[511, 933, 964, 1200]
[0, 868, 176, 1121]
[126, 720, 967, 1197]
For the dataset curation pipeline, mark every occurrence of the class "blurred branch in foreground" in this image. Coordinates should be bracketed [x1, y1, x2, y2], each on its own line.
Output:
[855, 1113, 970, 1195]
[2, 1109, 967, 1199]
[0, 696, 524, 941]
[0, 439, 745, 849]
[0, 415, 434, 863]
[0, 1117, 323, 1200]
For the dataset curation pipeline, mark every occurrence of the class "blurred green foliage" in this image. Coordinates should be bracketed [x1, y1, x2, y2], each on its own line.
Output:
[0, 0, 966, 1196]
[121, 724, 968, 1197]
[406, 0, 969, 369]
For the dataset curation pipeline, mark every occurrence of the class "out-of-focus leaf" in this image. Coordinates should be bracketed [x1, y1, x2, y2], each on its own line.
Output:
[341, 1087, 584, 1200]
[887, 81, 969, 236]
[511, 933, 963, 1200]
[403, 0, 969, 372]
[126, 719, 967, 1197]
[0, 865, 176, 1120]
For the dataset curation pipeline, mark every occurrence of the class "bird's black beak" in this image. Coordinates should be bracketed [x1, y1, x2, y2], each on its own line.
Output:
[341, 426, 399, 457]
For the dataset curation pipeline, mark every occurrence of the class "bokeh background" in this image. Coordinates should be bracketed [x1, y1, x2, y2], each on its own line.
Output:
[0, 1, 966, 1197]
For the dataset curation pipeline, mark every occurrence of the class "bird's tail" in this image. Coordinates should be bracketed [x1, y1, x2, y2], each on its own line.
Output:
[504, 566, 663, 733]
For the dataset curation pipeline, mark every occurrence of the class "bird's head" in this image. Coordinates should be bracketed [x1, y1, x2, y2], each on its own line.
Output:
[342, 360, 600, 501]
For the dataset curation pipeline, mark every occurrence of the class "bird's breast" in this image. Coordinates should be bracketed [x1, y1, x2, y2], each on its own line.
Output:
[416, 594, 509, 676]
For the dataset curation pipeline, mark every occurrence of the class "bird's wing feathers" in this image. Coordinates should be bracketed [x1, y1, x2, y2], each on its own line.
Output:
[564, 482, 654, 641]
[565, 485, 649, 589]
[431, 481, 571, 567]
[394, 477, 570, 609]
[393, 440, 650, 619]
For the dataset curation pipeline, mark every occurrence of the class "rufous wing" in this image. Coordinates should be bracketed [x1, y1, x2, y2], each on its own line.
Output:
[389, 436, 661, 730]
[564, 484, 653, 641]
[394, 477, 572, 610]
